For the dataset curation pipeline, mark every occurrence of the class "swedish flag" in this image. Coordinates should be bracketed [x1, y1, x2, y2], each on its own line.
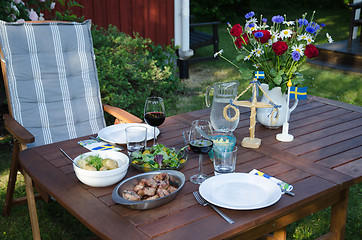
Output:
[290, 86, 308, 100]
[92, 144, 117, 151]
[254, 71, 265, 79]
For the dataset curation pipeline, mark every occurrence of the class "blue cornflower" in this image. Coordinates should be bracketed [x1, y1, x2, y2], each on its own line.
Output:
[321, 23, 326, 27]
[245, 11, 255, 19]
[298, 19, 308, 26]
[254, 32, 264, 38]
[306, 25, 316, 34]
[262, 18, 267, 23]
[272, 15, 284, 23]
[292, 51, 301, 61]
[249, 23, 255, 28]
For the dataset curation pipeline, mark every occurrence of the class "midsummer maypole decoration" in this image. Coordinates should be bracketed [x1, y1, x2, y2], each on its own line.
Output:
[223, 71, 280, 148]
[276, 80, 308, 142]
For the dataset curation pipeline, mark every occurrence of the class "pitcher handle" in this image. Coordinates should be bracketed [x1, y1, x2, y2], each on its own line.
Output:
[205, 85, 213, 107]
[289, 99, 298, 113]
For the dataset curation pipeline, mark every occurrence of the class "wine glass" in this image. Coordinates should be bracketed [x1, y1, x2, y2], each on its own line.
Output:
[144, 97, 166, 146]
[188, 120, 213, 184]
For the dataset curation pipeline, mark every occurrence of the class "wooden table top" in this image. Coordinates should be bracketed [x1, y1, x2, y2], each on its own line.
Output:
[19, 96, 361, 240]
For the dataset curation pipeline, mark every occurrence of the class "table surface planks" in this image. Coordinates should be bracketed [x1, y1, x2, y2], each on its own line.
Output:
[19, 96, 361, 240]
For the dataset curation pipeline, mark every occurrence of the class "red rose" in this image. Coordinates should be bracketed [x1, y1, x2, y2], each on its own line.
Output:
[230, 24, 243, 37]
[234, 33, 249, 48]
[272, 41, 288, 56]
[253, 30, 271, 43]
[305, 44, 319, 58]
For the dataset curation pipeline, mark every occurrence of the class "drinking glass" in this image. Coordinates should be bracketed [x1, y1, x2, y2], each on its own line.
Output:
[125, 126, 147, 155]
[144, 97, 165, 146]
[188, 120, 213, 184]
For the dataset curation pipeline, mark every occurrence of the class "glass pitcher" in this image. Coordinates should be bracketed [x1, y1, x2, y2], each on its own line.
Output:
[205, 80, 240, 132]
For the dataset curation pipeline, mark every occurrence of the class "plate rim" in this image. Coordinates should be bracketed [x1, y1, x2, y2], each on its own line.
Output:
[98, 123, 160, 144]
[199, 173, 282, 210]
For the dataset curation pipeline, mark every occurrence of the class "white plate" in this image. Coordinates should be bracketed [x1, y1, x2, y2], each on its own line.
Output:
[199, 173, 282, 210]
[98, 123, 160, 144]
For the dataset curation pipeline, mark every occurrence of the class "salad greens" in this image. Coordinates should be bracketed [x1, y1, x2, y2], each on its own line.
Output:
[131, 144, 187, 169]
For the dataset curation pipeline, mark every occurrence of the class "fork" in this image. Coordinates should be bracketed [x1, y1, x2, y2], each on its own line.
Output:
[193, 191, 234, 224]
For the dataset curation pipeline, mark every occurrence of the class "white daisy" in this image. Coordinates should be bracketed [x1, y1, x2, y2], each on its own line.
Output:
[283, 21, 295, 26]
[306, 36, 315, 44]
[297, 33, 311, 41]
[269, 31, 279, 43]
[244, 54, 252, 61]
[326, 33, 334, 43]
[291, 44, 305, 56]
[254, 48, 264, 57]
[279, 29, 293, 39]
[252, 63, 260, 69]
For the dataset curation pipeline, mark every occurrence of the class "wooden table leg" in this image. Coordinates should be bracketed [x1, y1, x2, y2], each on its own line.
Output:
[316, 188, 349, 240]
[24, 172, 41, 240]
[330, 188, 349, 239]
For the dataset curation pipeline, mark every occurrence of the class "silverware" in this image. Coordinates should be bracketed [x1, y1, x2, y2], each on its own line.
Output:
[59, 148, 80, 168]
[282, 189, 295, 196]
[193, 191, 234, 224]
[89, 136, 101, 142]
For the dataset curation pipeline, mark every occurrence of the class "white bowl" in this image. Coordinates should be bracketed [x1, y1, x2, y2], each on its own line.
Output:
[73, 151, 129, 187]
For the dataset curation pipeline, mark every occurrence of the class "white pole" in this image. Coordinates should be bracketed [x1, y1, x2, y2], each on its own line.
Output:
[174, 0, 181, 47]
[178, 0, 193, 60]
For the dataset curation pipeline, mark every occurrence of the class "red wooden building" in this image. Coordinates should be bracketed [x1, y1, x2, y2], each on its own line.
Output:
[70, 0, 175, 46]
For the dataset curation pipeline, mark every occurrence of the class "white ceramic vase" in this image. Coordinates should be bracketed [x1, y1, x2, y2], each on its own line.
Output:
[256, 83, 298, 129]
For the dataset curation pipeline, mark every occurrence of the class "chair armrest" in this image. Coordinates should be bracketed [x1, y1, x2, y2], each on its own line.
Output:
[102, 104, 143, 124]
[349, 2, 362, 10]
[190, 21, 221, 28]
[3, 114, 35, 144]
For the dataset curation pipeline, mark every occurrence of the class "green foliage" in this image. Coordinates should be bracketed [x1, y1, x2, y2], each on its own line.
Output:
[190, 0, 250, 22]
[54, 0, 84, 22]
[0, 0, 83, 22]
[91, 25, 182, 123]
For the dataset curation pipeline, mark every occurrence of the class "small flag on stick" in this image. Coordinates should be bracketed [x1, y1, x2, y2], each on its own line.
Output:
[290, 86, 308, 100]
[254, 71, 265, 79]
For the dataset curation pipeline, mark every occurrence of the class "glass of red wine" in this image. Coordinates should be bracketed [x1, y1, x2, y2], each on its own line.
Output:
[144, 97, 166, 146]
[188, 120, 213, 184]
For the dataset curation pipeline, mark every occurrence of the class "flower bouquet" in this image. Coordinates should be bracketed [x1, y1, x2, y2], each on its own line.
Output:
[216, 11, 333, 93]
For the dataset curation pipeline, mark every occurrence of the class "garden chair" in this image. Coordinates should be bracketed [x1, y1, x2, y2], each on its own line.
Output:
[348, 1, 362, 51]
[0, 20, 142, 239]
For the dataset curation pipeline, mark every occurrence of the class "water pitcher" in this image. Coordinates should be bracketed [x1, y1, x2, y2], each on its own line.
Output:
[205, 81, 239, 132]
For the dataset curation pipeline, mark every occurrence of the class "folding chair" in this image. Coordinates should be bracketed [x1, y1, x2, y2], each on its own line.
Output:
[0, 20, 142, 239]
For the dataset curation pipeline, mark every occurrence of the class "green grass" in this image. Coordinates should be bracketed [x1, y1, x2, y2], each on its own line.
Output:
[1, 3, 361, 240]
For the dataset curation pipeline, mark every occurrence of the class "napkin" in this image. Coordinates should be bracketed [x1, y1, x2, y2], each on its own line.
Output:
[249, 169, 293, 193]
[78, 138, 122, 152]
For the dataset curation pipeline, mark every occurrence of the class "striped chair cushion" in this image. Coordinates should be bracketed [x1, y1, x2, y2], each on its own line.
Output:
[0, 20, 105, 147]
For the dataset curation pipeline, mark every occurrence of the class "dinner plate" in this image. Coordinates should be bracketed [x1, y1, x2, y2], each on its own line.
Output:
[199, 173, 282, 210]
[98, 123, 160, 144]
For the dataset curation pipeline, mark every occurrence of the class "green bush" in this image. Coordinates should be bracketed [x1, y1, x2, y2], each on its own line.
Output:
[91, 25, 182, 123]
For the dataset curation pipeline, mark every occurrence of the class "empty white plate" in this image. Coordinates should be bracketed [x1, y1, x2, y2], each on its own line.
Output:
[199, 173, 282, 210]
[98, 123, 160, 145]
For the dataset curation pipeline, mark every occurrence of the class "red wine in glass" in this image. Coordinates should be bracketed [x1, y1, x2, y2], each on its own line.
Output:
[189, 139, 213, 154]
[144, 112, 165, 127]
[144, 97, 165, 146]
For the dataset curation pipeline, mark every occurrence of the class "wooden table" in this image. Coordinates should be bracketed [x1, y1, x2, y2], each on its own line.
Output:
[19, 96, 361, 240]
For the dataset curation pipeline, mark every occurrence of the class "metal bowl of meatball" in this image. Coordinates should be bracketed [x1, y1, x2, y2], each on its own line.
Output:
[112, 170, 185, 210]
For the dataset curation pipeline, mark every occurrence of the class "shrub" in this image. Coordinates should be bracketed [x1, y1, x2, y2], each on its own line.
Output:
[91, 25, 182, 123]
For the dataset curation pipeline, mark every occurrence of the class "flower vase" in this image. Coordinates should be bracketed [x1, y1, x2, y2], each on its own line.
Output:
[256, 83, 298, 129]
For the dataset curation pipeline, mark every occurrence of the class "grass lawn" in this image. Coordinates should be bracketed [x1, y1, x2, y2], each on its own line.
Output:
[1, 3, 361, 240]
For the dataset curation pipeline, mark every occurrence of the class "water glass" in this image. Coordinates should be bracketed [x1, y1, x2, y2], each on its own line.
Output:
[213, 146, 237, 175]
[125, 126, 147, 154]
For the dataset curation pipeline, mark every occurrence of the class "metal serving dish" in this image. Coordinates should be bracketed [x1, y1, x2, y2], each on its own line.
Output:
[112, 170, 185, 210]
